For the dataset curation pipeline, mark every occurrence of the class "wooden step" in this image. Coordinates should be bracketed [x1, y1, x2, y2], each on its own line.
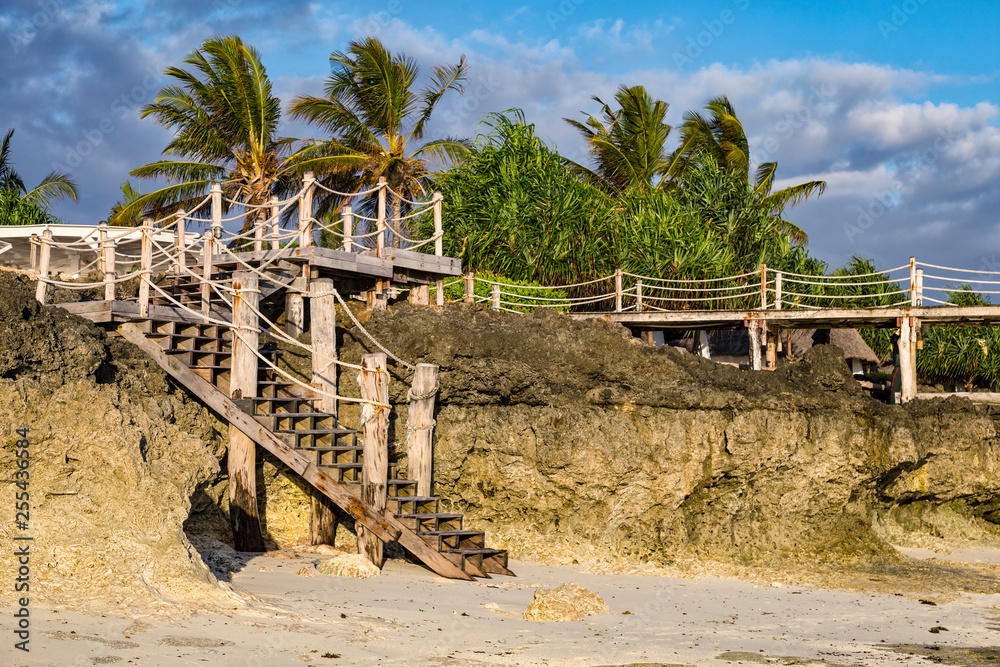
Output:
[395, 513, 463, 532]
[421, 530, 486, 551]
[387, 496, 439, 514]
[442, 548, 510, 578]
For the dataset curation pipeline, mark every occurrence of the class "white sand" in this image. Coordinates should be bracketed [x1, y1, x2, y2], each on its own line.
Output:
[4, 549, 1000, 666]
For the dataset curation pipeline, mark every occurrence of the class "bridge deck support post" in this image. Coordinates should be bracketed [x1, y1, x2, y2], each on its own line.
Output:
[766, 326, 779, 369]
[748, 320, 763, 371]
[309, 277, 339, 545]
[229, 272, 267, 552]
[358, 352, 389, 568]
[407, 363, 439, 498]
[899, 316, 917, 404]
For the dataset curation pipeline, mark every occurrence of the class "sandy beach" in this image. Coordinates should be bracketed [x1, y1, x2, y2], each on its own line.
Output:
[4, 546, 1000, 667]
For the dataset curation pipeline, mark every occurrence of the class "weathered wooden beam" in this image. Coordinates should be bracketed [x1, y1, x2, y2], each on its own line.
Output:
[407, 364, 438, 497]
[229, 272, 266, 552]
[116, 322, 401, 545]
[358, 353, 389, 568]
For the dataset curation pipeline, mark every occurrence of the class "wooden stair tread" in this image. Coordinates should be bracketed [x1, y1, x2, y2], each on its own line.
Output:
[294, 446, 362, 452]
[274, 428, 355, 435]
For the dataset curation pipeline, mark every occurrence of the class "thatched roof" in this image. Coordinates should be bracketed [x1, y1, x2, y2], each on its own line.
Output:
[671, 327, 879, 364]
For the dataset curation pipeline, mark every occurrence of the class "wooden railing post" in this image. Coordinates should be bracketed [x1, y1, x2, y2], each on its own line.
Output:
[358, 352, 389, 568]
[299, 171, 315, 248]
[342, 205, 353, 252]
[775, 271, 783, 310]
[97, 222, 107, 276]
[285, 267, 307, 338]
[491, 283, 500, 311]
[614, 268, 623, 313]
[175, 210, 186, 275]
[229, 272, 266, 552]
[211, 182, 223, 252]
[464, 271, 475, 304]
[138, 217, 152, 318]
[269, 197, 280, 249]
[309, 276, 339, 545]
[909, 256, 917, 307]
[760, 263, 768, 309]
[636, 279, 643, 312]
[433, 191, 443, 257]
[253, 211, 263, 253]
[201, 230, 214, 318]
[376, 176, 387, 258]
[34, 229, 52, 304]
[407, 363, 438, 497]
[29, 233, 38, 273]
[915, 268, 924, 307]
[99, 222, 115, 301]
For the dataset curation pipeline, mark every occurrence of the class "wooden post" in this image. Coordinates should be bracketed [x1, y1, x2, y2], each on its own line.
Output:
[491, 283, 500, 311]
[309, 277, 339, 545]
[760, 263, 768, 309]
[694, 330, 711, 359]
[636, 279, 643, 312]
[285, 267, 307, 338]
[269, 197, 280, 249]
[464, 271, 475, 304]
[342, 205, 353, 252]
[29, 234, 37, 272]
[433, 191, 443, 257]
[775, 271, 783, 310]
[253, 211, 263, 253]
[211, 182, 222, 250]
[299, 171, 314, 248]
[201, 230, 214, 317]
[100, 223, 115, 301]
[357, 352, 389, 568]
[435, 279, 444, 307]
[407, 363, 438, 497]
[34, 229, 52, 304]
[229, 272, 267, 552]
[408, 284, 430, 306]
[175, 210, 186, 275]
[899, 316, 916, 403]
[909, 256, 917, 306]
[139, 217, 152, 318]
[614, 268, 623, 313]
[748, 320, 762, 370]
[765, 326, 778, 369]
[915, 268, 924, 307]
[376, 176, 387, 258]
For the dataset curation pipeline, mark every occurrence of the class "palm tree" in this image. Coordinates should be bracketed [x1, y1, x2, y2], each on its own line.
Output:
[0, 128, 79, 211]
[288, 37, 469, 244]
[117, 35, 338, 228]
[564, 85, 690, 194]
[679, 96, 825, 244]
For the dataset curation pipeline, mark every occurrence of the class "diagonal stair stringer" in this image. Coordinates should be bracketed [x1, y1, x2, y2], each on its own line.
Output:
[117, 322, 474, 581]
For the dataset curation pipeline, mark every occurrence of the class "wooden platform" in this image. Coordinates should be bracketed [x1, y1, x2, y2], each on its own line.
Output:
[55, 299, 231, 324]
[571, 305, 1000, 330]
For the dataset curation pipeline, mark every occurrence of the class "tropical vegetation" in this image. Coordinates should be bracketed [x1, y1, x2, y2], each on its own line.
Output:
[0, 128, 78, 225]
[289, 37, 469, 244]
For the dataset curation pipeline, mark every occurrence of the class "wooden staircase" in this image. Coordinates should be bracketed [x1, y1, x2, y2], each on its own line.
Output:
[120, 312, 511, 580]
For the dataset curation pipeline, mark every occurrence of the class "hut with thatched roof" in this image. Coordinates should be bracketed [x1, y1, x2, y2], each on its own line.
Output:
[670, 327, 879, 374]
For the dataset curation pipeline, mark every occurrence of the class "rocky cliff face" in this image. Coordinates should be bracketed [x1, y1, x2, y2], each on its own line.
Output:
[339, 304, 1000, 569]
[0, 275, 232, 609]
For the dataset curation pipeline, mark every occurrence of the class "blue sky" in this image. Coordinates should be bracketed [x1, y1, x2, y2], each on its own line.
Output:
[2, 0, 998, 274]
